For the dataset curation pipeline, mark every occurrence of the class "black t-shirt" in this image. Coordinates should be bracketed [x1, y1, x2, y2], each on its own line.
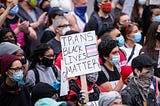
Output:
[84, 11, 114, 39]
[4, 15, 19, 28]
[40, 28, 56, 43]
[96, 65, 120, 86]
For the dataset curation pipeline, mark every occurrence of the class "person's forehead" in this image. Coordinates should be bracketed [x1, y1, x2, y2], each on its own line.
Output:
[120, 15, 130, 20]
[59, 20, 69, 25]
[44, 49, 54, 54]
[111, 46, 119, 53]
[11, 60, 22, 66]
[152, 8, 160, 15]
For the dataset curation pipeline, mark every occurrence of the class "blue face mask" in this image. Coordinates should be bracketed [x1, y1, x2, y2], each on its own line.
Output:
[119, 0, 124, 6]
[74, 6, 87, 23]
[9, 4, 19, 15]
[116, 35, 125, 47]
[133, 32, 142, 43]
[153, 15, 160, 22]
[138, 0, 146, 5]
[111, 55, 120, 65]
[74, 6, 87, 15]
[10, 71, 24, 82]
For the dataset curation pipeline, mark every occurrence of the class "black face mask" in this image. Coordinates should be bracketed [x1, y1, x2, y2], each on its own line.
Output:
[156, 32, 160, 40]
[42, 57, 54, 67]
[42, 6, 51, 12]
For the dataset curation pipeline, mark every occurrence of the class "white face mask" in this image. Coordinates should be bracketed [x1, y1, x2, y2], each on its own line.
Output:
[62, 26, 71, 35]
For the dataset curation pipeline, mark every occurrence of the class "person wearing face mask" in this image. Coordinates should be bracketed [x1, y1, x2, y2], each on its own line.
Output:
[41, 7, 64, 43]
[67, 72, 100, 105]
[101, 27, 127, 69]
[47, 15, 71, 57]
[0, 54, 32, 106]
[96, 39, 123, 92]
[84, 0, 114, 39]
[0, 1, 37, 58]
[140, 22, 160, 91]
[121, 54, 157, 106]
[142, 1, 160, 37]
[17, 0, 47, 58]
[0, 42, 28, 85]
[66, 0, 88, 32]
[120, 23, 142, 66]
[25, 43, 60, 92]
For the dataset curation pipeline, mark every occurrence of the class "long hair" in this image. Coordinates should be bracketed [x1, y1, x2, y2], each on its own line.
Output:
[142, 22, 160, 60]
[94, 0, 101, 12]
[28, 43, 53, 70]
[113, 12, 128, 28]
[120, 23, 138, 41]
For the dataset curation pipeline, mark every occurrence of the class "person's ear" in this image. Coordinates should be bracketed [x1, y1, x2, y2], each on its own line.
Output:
[103, 56, 109, 61]
[126, 34, 131, 39]
[134, 68, 140, 76]
[5, 71, 12, 78]
[39, 56, 43, 61]
[5, 71, 9, 76]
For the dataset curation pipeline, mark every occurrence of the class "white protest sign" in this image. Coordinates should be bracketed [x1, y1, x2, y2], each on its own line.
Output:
[61, 31, 101, 78]
[60, 60, 69, 96]
[122, 0, 135, 17]
[84, 101, 99, 106]
[150, 0, 160, 5]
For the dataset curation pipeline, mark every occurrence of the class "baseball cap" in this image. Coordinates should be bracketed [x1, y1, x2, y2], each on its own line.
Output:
[132, 54, 157, 69]
[48, 7, 64, 19]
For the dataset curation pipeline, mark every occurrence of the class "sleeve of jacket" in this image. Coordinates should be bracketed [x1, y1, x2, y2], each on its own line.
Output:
[25, 70, 36, 91]
[121, 88, 134, 106]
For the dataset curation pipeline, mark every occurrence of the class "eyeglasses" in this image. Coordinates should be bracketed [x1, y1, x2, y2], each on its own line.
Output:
[116, 33, 121, 37]
[57, 24, 71, 28]
[9, 66, 24, 72]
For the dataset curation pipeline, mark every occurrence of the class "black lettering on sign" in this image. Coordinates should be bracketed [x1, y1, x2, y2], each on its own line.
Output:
[61, 32, 94, 46]
[62, 45, 84, 56]
[66, 58, 100, 75]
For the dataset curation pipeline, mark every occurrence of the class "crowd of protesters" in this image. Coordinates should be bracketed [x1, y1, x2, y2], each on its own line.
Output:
[0, 0, 160, 106]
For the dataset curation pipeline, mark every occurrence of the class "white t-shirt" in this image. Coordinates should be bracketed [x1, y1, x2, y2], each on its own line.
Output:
[71, 12, 88, 32]
[120, 43, 142, 66]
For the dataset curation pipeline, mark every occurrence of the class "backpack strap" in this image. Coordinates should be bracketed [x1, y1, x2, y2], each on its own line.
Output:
[52, 65, 58, 78]
[127, 45, 136, 64]
[101, 65, 110, 80]
[32, 68, 39, 84]
[41, 28, 53, 37]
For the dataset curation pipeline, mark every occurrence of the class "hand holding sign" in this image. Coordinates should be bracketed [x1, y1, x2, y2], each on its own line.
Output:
[60, 31, 101, 103]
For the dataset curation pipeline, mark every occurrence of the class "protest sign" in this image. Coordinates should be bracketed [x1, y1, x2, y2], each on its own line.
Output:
[84, 101, 99, 106]
[150, 0, 160, 5]
[61, 31, 101, 78]
[122, 0, 135, 17]
[60, 60, 69, 96]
